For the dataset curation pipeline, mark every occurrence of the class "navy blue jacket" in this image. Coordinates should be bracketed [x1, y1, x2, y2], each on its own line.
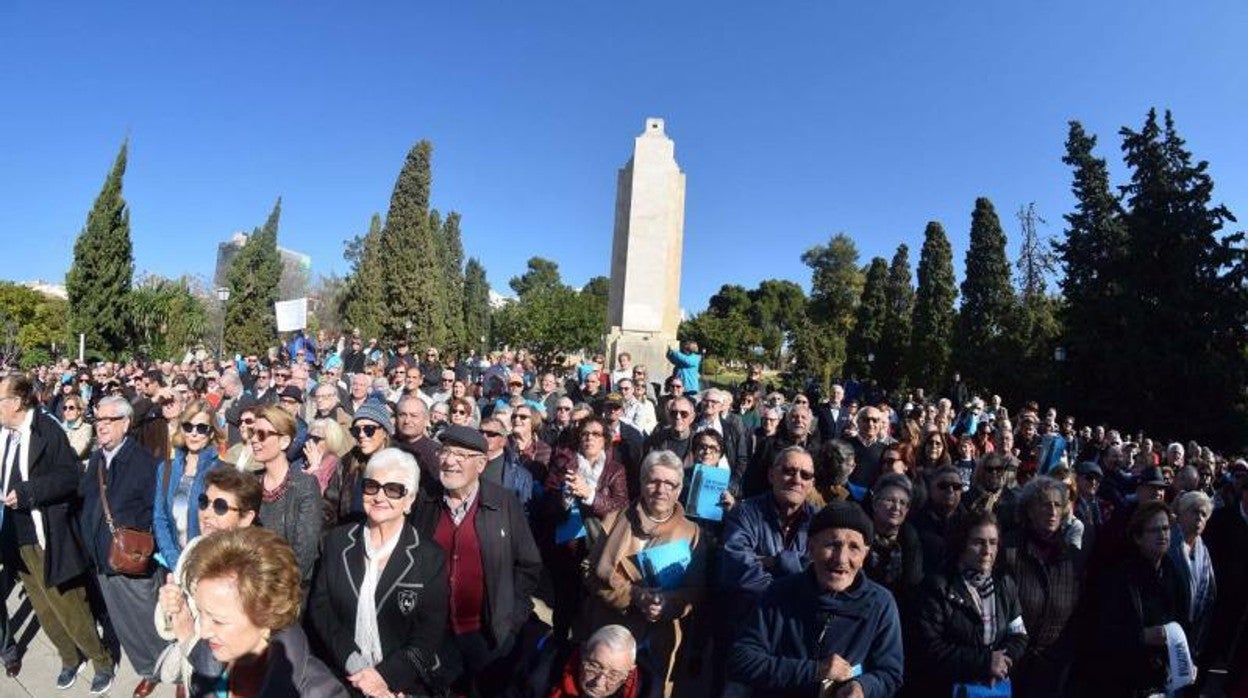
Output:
[718, 493, 813, 610]
[79, 438, 159, 576]
[727, 568, 904, 697]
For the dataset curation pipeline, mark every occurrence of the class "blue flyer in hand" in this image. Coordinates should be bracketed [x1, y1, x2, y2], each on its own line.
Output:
[555, 504, 587, 544]
[687, 464, 731, 521]
[635, 539, 692, 590]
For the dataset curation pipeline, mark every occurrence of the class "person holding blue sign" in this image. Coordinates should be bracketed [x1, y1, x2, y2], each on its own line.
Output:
[544, 416, 630, 643]
[579, 450, 707, 694]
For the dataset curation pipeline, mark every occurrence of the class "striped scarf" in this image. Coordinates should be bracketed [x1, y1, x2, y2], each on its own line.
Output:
[963, 570, 998, 645]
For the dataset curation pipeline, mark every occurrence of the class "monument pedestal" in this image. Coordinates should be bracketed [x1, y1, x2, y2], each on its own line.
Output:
[606, 327, 677, 387]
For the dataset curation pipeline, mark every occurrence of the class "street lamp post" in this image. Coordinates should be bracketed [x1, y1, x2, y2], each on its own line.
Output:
[216, 287, 231, 361]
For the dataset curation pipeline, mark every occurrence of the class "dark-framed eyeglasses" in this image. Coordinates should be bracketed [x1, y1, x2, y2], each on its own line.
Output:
[362, 478, 408, 500]
[197, 494, 242, 516]
[350, 424, 382, 439]
[780, 466, 815, 481]
[181, 422, 212, 436]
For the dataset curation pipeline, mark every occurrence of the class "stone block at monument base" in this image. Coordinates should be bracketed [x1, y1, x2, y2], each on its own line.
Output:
[605, 327, 678, 388]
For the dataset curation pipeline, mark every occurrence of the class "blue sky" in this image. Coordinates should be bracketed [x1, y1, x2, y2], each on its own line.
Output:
[2, 2, 1245, 312]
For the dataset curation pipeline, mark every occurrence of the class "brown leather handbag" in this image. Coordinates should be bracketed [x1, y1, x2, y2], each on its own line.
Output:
[97, 460, 155, 575]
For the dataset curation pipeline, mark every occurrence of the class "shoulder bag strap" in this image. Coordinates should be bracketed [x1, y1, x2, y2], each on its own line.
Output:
[97, 458, 117, 535]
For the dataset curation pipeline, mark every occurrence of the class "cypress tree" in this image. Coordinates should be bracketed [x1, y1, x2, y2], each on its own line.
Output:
[66, 141, 133, 358]
[907, 222, 957, 392]
[378, 141, 446, 346]
[439, 212, 467, 353]
[223, 199, 283, 356]
[845, 257, 889, 379]
[462, 257, 491, 353]
[1056, 121, 1129, 424]
[876, 244, 914, 391]
[340, 213, 386, 338]
[954, 197, 1014, 393]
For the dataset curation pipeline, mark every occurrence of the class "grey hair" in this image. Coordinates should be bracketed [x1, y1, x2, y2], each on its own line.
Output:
[640, 449, 684, 490]
[397, 394, 428, 415]
[364, 447, 420, 494]
[97, 395, 134, 419]
[1175, 490, 1213, 517]
[585, 624, 637, 663]
[1018, 475, 1069, 513]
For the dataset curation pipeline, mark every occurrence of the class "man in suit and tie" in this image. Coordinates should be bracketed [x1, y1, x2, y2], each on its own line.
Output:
[815, 383, 852, 442]
[0, 372, 114, 692]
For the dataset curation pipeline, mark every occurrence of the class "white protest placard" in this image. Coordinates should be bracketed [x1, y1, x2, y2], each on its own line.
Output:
[274, 298, 308, 332]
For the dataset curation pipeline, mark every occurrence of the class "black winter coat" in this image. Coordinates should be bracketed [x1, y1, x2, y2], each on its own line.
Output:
[311, 522, 451, 697]
[907, 569, 1028, 698]
[4, 409, 90, 587]
[409, 479, 542, 652]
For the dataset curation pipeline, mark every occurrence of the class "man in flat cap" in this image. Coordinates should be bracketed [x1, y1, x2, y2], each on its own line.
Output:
[409, 424, 542, 697]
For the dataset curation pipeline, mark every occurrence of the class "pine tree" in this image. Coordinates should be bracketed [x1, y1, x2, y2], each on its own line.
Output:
[462, 258, 491, 354]
[340, 213, 386, 339]
[954, 197, 1014, 393]
[223, 199, 284, 356]
[1114, 110, 1248, 443]
[845, 258, 889, 379]
[439, 212, 467, 354]
[66, 141, 134, 358]
[907, 222, 957, 392]
[876, 244, 914, 391]
[378, 141, 446, 346]
[798, 233, 862, 389]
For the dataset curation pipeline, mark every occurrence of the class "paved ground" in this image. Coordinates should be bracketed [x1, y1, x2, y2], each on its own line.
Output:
[4, 583, 173, 697]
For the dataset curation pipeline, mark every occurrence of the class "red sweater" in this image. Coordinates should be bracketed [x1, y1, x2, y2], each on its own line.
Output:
[433, 499, 487, 635]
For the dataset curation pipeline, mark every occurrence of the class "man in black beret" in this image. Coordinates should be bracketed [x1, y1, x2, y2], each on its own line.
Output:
[728, 501, 903, 697]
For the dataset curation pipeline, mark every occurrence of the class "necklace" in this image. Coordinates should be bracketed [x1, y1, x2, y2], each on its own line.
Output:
[262, 470, 291, 503]
[643, 509, 674, 524]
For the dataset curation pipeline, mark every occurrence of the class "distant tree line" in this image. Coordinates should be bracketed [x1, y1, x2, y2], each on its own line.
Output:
[681, 109, 1248, 447]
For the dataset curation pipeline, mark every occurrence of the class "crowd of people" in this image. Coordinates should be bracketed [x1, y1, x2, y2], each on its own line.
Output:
[0, 329, 1245, 698]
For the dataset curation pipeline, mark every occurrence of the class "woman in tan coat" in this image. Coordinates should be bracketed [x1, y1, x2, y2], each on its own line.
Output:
[578, 449, 707, 695]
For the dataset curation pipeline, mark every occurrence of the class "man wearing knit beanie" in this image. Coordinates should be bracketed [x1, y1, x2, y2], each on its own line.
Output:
[728, 499, 903, 697]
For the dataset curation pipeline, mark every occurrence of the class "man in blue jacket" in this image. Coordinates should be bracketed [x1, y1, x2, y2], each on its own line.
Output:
[728, 501, 904, 697]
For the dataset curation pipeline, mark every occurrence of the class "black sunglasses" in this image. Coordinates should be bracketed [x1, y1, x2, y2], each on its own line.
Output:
[181, 422, 212, 436]
[936, 481, 963, 492]
[307, 435, 325, 445]
[197, 494, 242, 516]
[480, 430, 505, 439]
[351, 424, 382, 439]
[362, 478, 408, 500]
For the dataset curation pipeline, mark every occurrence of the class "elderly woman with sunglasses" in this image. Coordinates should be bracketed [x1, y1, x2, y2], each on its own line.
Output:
[153, 399, 226, 573]
[312, 448, 450, 698]
[250, 405, 323, 583]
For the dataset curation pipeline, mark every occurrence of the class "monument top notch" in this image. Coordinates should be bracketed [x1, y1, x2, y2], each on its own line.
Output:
[644, 117, 665, 135]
